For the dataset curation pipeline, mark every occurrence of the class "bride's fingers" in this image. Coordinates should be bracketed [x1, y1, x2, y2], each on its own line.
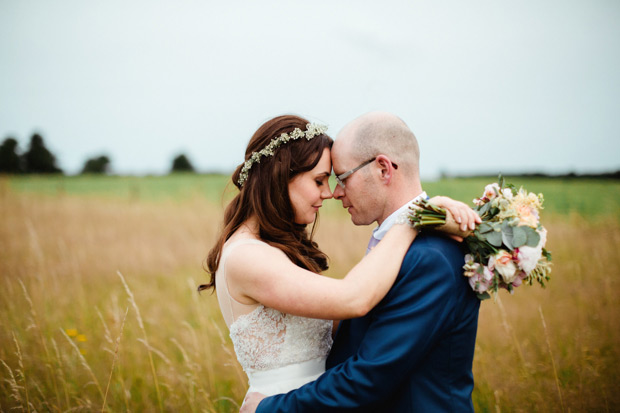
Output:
[468, 212, 478, 230]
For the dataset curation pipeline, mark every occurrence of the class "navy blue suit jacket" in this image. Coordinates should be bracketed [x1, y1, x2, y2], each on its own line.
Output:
[257, 234, 480, 412]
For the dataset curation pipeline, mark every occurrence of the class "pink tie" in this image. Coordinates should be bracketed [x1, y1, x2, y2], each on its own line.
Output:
[366, 235, 380, 255]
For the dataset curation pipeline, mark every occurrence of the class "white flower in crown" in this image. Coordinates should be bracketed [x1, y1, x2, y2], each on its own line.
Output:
[237, 123, 328, 187]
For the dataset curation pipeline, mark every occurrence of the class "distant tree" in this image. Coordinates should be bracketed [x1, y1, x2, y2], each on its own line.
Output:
[22, 133, 62, 174]
[81, 155, 111, 174]
[171, 154, 195, 173]
[0, 137, 24, 173]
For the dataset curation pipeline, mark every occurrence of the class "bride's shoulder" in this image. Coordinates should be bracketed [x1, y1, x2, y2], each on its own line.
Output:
[223, 236, 287, 274]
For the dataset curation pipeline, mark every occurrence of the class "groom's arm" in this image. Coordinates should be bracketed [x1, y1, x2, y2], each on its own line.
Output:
[257, 245, 459, 413]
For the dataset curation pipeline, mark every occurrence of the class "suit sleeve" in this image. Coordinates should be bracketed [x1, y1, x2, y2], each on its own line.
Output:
[257, 246, 459, 412]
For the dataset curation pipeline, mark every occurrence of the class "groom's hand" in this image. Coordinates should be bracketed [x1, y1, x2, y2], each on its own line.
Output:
[240, 392, 266, 413]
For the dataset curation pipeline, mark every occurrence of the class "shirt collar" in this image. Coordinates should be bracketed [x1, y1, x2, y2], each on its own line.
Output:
[372, 191, 428, 241]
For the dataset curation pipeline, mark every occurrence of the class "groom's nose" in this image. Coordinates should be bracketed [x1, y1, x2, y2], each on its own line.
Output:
[333, 184, 344, 199]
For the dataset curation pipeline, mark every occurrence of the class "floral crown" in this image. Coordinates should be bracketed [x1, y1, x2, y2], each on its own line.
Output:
[237, 122, 328, 187]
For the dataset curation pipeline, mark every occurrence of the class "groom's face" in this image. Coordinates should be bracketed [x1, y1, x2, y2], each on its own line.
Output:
[331, 144, 381, 226]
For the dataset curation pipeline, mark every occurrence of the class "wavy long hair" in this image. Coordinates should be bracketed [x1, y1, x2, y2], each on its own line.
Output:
[199, 115, 333, 292]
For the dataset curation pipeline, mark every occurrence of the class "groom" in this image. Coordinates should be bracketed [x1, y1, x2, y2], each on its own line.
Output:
[245, 111, 481, 412]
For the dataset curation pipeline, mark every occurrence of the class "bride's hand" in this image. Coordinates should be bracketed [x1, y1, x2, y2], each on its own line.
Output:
[240, 392, 266, 413]
[428, 196, 481, 237]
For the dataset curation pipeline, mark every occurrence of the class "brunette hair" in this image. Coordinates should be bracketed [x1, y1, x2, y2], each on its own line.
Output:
[199, 115, 332, 292]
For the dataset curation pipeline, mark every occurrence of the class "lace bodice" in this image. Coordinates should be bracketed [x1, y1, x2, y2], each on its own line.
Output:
[230, 305, 332, 373]
[216, 238, 333, 375]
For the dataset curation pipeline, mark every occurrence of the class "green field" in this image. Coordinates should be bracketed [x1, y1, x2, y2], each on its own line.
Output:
[1, 174, 619, 412]
[7, 173, 620, 219]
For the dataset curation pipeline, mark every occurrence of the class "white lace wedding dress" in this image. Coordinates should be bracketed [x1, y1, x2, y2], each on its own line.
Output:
[215, 239, 333, 396]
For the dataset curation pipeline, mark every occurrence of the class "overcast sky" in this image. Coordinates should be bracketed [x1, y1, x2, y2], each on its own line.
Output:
[1, 0, 619, 178]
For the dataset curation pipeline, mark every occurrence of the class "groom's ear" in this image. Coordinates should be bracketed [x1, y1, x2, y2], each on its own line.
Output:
[375, 155, 394, 183]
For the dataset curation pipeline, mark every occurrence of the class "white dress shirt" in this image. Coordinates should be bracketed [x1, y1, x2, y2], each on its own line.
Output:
[370, 191, 428, 243]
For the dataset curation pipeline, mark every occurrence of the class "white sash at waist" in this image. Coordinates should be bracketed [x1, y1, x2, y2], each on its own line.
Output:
[246, 357, 326, 396]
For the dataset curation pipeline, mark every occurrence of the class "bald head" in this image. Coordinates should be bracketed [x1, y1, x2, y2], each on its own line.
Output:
[335, 111, 420, 180]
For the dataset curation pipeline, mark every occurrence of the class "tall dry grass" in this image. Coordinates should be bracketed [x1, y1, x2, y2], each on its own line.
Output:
[1, 185, 619, 411]
[472, 215, 620, 412]
[0, 190, 246, 411]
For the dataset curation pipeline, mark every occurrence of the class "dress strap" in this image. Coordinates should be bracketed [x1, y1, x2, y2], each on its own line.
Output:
[216, 238, 266, 328]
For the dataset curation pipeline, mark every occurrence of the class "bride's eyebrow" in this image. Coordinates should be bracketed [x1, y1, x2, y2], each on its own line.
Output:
[316, 172, 330, 178]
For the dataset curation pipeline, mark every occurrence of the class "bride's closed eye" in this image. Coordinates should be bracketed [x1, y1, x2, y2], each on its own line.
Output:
[315, 174, 330, 186]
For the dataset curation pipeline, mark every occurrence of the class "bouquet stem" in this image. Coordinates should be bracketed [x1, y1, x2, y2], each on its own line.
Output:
[409, 201, 472, 239]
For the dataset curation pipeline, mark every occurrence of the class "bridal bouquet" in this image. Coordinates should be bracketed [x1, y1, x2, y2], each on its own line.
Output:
[408, 176, 552, 300]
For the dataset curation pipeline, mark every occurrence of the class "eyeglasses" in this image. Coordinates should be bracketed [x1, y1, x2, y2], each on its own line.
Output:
[334, 157, 398, 189]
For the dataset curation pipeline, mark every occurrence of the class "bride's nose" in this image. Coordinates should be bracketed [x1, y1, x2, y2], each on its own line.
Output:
[321, 185, 333, 200]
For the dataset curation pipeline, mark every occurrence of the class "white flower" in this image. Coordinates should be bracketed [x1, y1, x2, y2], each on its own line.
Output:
[483, 183, 501, 200]
[538, 227, 548, 248]
[517, 246, 542, 274]
[463, 254, 479, 278]
[468, 266, 493, 293]
[501, 188, 514, 200]
[482, 266, 494, 282]
[490, 250, 518, 284]
[517, 227, 547, 274]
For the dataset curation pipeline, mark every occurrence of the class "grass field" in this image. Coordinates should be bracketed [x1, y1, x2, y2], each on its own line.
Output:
[1, 174, 619, 412]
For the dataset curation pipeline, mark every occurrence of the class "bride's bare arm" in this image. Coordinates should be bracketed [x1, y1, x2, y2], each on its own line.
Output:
[226, 222, 417, 320]
[226, 197, 478, 320]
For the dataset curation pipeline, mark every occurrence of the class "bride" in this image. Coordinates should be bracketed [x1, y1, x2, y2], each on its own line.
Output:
[199, 115, 477, 398]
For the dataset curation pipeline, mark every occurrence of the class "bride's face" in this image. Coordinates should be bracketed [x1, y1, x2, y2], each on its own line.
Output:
[288, 148, 333, 225]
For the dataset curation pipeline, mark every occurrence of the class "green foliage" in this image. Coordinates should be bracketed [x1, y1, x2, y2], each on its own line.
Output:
[23, 133, 63, 174]
[81, 155, 111, 174]
[0, 137, 24, 173]
[171, 154, 195, 173]
[7, 173, 232, 202]
[5, 175, 620, 221]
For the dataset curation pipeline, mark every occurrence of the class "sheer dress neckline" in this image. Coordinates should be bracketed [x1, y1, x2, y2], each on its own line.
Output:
[214, 237, 333, 375]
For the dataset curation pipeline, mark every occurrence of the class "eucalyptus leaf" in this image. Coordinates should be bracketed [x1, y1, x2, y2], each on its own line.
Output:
[478, 223, 493, 233]
[490, 221, 503, 231]
[502, 231, 514, 250]
[501, 220, 512, 232]
[512, 226, 527, 248]
[479, 202, 491, 216]
[525, 228, 541, 247]
[500, 221, 514, 249]
[487, 231, 503, 247]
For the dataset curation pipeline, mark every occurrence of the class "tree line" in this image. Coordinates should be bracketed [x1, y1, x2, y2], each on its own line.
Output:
[2, 133, 617, 179]
[0, 133, 195, 174]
